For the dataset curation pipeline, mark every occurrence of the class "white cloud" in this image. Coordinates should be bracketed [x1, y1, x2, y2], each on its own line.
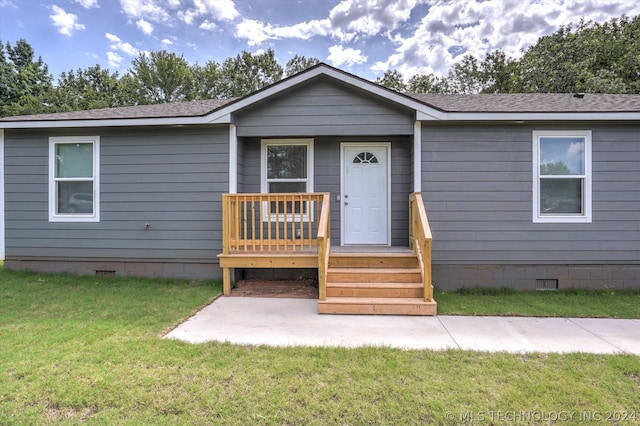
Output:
[161, 38, 173, 46]
[50, 5, 85, 37]
[199, 20, 217, 31]
[236, 18, 330, 46]
[327, 45, 367, 67]
[107, 51, 123, 68]
[195, 0, 239, 21]
[235, 0, 418, 46]
[106, 33, 139, 56]
[179, 0, 239, 25]
[371, 0, 640, 77]
[136, 18, 154, 35]
[119, 0, 172, 23]
[74, 0, 98, 8]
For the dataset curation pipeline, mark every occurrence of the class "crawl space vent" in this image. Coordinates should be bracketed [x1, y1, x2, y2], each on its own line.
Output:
[536, 278, 558, 291]
[96, 270, 116, 277]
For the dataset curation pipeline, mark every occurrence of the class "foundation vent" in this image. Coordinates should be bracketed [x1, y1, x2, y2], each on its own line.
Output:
[96, 270, 116, 277]
[536, 278, 558, 291]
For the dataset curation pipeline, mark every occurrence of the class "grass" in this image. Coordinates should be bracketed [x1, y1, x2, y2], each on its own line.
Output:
[1, 269, 639, 424]
[436, 287, 640, 318]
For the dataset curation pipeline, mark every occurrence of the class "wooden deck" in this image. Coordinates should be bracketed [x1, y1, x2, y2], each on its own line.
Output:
[218, 192, 436, 316]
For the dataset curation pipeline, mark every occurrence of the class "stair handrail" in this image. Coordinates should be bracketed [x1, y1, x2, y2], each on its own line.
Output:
[409, 192, 433, 302]
[317, 193, 331, 301]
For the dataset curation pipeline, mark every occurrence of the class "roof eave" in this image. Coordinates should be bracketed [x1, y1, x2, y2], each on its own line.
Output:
[0, 114, 229, 129]
[421, 111, 640, 121]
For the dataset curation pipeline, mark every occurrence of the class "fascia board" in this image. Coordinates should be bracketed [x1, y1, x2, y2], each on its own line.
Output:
[0, 115, 223, 129]
[434, 112, 640, 121]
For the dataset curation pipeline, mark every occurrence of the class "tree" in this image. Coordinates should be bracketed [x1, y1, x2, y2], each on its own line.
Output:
[479, 50, 520, 93]
[192, 60, 224, 99]
[217, 48, 283, 98]
[374, 69, 407, 92]
[407, 73, 450, 93]
[1, 39, 54, 116]
[517, 16, 640, 93]
[129, 50, 195, 104]
[52, 65, 122, 111]
[446, 55, 483, 94]
[284, 55, 320, 77]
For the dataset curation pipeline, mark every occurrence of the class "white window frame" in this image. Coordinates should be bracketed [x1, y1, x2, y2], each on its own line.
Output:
[533, 130, 591, 223]
[49, 136, 100, 222]
[260, 138, 314, 221]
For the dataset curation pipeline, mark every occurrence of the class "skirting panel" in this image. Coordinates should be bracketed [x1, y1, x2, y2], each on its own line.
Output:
[4, 259, 223, 281]
[432, 264, 640, 291]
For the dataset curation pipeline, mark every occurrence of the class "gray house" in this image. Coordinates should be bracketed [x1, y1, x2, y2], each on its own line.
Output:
[1, 64, 640, 315]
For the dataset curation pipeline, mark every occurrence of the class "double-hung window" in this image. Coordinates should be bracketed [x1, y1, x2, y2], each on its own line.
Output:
[261, 138, 314, 220]
[533, 130, 591, 223]
[49, 136, 100, 222]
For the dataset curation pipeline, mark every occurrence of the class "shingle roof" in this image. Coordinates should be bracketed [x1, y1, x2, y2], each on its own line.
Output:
[2, 77, 640, 125]
[0, 98, 235, 122]
[406, 93, 640, 113]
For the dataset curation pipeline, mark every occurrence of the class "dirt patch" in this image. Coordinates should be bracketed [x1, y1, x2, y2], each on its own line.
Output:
[231, 278, 318, 299]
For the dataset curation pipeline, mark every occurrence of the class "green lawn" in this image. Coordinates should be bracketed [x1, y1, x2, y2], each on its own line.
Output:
[1, 269, 639, 425]
[437, 287, 640, 318]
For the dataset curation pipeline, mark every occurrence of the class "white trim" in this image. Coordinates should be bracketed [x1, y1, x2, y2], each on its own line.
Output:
[340, 142, 392, 246]
[532, 130, 592, 223]
[260, 138, 314, 221]
[49, 136, 100, 222]
[229, 124, 237, 194]
[0, 130, 5, 260]
[413, 121, 422, 192]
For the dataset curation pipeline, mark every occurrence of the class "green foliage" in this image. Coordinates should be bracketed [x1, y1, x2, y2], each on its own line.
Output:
[0, 38, 54, 116]
[129, 50, 196, 103]
[217, 48, 283, 98]
[284, 54, 320, 77]
[374, 69, 407, 92]
[52, 65, 123, 110]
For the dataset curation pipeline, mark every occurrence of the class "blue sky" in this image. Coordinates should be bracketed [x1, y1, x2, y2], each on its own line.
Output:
[1, 0, 639, 82]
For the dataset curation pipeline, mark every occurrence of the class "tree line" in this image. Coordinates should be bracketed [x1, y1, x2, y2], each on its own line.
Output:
[1, 14, 639, 118]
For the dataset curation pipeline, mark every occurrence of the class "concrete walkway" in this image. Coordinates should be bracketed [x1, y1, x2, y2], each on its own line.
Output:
[165, 297, 640, 354]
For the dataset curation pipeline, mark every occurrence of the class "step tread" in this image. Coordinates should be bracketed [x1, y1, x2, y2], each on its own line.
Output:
[320, 297, 432, 305]
[326, 282, 423, 288]
[327, 267, 421, 273]
[329, 252, 415, 257]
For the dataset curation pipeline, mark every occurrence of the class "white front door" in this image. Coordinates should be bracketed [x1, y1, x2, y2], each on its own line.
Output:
[342, 144, 390, 245]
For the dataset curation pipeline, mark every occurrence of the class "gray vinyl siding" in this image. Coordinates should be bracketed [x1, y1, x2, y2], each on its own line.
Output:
[4, 126, 229, 262]
[421, 122, 640, 265]
[238, 135, 412, 246]
[235, 78, 415, 137]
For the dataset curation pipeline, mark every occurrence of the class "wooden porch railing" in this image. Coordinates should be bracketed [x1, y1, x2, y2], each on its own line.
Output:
[316, 193, 331, 301]
[409, 192, 433, 302]
[222, 193, 329, 253]
[221, 193, 331, 296]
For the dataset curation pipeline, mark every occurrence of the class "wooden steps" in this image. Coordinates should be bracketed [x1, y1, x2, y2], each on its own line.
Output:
[318, 251, 437, 316]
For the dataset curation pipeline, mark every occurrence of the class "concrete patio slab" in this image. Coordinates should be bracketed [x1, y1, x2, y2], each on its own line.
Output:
[165, 297, 640, 354]
[165, 297, 457, 350]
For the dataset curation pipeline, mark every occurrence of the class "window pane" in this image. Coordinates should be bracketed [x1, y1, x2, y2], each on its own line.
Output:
[540, 178, 582, 214]
[268, 182, 306, 193]
[57, 181, 94, 214]
[56, 143, 93, 178]
[267, 145, 307, 179]
[268, 182, 307, 214]
[539, 137, 584, 175]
